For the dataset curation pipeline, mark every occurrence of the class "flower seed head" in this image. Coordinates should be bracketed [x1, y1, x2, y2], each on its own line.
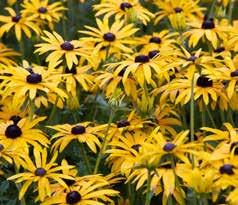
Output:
[5, 124, 22, 139]
[71, 125, 86, 135]
[196, 76, 213, 88]
[219, 164, 234, 175]
[61, 41, 74, 51]
[120, 2, 133, 11]
[35, 168, 47, 176]
[117, 120, 130, 128]
[26, 73, 42, 84]
[10, 115, 21, 125]
[149, 37, 161, 44]
[148, 50, 159, 59]
[134, 55, 150, 63]
[103, 32, 116, 42]
[38, 7, 48, 13]
[12, 15, 21, 23]
[66, 191, 81, 204]
[163, 142, 176, 152]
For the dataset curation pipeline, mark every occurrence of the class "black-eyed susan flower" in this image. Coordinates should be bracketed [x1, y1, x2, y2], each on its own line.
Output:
[0, 43, 20, 66]
[0, 117, 49, 151]
[154, 0, 204, 24]
[48, 122, 106, 153]
[79, 17, 138, 56]
[0, 7, 39, 41]
[8, 148, 74, 201]
[21, 0, 66, 29]
[35, 31, 91, 69]
[0, 61, 67, 106]
[93, 0, 154, 25]
[106, 130, 147, 175]
[184, 16, 228, 48]
[42, 178, 119, 205]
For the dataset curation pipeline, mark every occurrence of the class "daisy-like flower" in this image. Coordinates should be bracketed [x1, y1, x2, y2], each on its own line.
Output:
[0, 61, 67, 106]
[35, 31, 91, 69]
[48, 122, 106, 153]
[184, 16, 228, 48]
[161, 72, 228, 107]
[8, 148, 74, 201]
[61, 65, 94, 97]
[93, 0, 154, 25]
[0, 117, 49, 151]
[105, 53, 170, 88]
[106, 130, 147, 175]
[140, 127, 201, 165]
[0, 7, 40, 41]
[79, 17, 138, 56]
[42, 178, 119, 205]
[0, 43, 20, 66]
[154, 0, 204, 24]
[21, 0, 66, 29]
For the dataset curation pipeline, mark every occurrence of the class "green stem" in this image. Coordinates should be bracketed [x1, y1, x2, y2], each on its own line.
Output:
[15, 167, 26, 205]
[205, 105, 217, 128]
[201, 103, 206, 127]
[29, 98, 35, 120]
[208, 0, 217, 18]
[47, 97, 59, 124]
[228, 108, 235, 126]
[93, 108, 115, 174]
[145, 169, 152, 205]
[190, 74, 195, 167]
[228, 0, 234, 24]
[19, 39, 24, 60]
[79, 143, 92, 174]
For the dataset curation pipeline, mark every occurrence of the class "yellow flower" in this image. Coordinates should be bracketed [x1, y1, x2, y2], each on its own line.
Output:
[0, 117, 49, 151]
[154, 0, 204, 24]
[35, 31, 91, 69]
[21, 0, 66, 29]
[0, 7, 40, 41]
[184, 16, 228, 48]
[93, 0, 154, 25]
[0, 61, 67, 105]
[0, 43, 20, 66]
[79, 17, 138, 56]
[48, 122, 106, 153]
[8, 148, 74, 201]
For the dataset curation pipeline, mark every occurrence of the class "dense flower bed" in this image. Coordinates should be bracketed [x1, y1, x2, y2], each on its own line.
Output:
[0, 0, 238, 204]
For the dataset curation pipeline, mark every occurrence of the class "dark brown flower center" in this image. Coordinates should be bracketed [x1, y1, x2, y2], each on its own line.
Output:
[174, 7, 183, 13]
[120, 2, 133, 11]
[214, 47, 225, 53]
[5, 124, 22, 139]
[149, 37, 161, 44]
[219, 164, 234, 175]
[66, 191, 81, 204]
[202, 18, 215, 29]
[61, 41, 74, 51]
[187, 55, 197, 62]
[26, 73, 42, 84]
[71, 125, 86, 134]
[134, 55, 150, 63]
[103, 32, 116, 42]
[10, 115, 21, 125]
[163, 142, 176, 152]
[117, 120, 130, 128]
[12, 15, 21, 23]
[35, 168, 47, 176]
[196, 76, 213, 88]
[230, 70, 238, 77]
[131, 144, 141, 152]
[38, 7, 48, 13]
[148, 50, 159, 59]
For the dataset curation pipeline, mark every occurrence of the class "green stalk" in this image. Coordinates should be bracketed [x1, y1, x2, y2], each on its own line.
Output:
[15, 167, 26, 205]
[29, 98, 35, 120]
[47, 97, 59, 124]
[145, 169, 152, 205]
[228, 0, 234, 24]
[190, 74, 195, 167]
[208, 0, 217, 18]
[93, 108, 115, 174]
[79, 143, 92, 174]
[205, 105, 216, 128]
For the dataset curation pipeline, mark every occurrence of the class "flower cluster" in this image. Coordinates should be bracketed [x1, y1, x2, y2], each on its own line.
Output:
[1, 0, 238, 205]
